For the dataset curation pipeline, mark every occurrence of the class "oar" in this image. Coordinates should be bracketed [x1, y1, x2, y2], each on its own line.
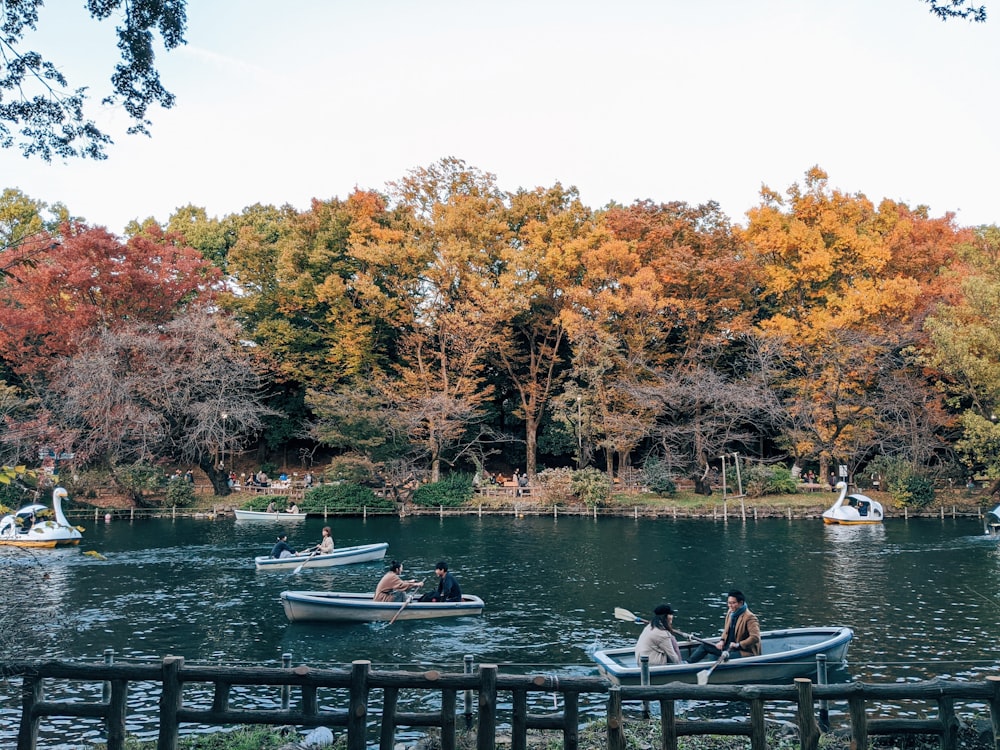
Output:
[669, 628, 720, 650]
[697, 650, 729, 685]
[613, 606, 647, 624]
[387, 581, 424, 626]
[291, 548, 320, 575]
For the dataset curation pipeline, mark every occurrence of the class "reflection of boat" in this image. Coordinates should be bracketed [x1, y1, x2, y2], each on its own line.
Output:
[591, 626, 853, 685]
[254, 542, 388, 571]
[233, 509, 306, 521]
[986, 505, 1000, 536]
[822, 482, 883, 525]
[0, 487, 83, 547]
[280, 590, 486, 623]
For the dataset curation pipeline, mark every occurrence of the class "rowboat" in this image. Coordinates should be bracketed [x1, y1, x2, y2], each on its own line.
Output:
[591, 626, 853, 685]
[0, 487, 83, 548]
[822, 482, 883, 525]
[280, 590, 485, 623]
[234, 508, 307, 521]
[255, 542, 389, 571]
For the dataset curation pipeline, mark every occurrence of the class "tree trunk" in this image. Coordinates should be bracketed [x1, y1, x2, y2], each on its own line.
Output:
[198, 458, 231, 497]
[525, 422, 538, 478]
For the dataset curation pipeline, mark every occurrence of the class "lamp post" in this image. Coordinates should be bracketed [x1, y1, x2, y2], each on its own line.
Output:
[219, 412, 228, 471]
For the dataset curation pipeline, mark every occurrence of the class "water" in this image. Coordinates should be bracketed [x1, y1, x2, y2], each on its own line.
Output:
[2, 513, 999, 746]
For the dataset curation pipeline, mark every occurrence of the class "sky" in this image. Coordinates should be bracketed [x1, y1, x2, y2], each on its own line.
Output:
[3, 0, 999, 235]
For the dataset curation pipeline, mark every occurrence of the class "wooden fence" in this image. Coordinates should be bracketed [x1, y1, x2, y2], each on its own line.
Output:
[4, 656, 1000, 750]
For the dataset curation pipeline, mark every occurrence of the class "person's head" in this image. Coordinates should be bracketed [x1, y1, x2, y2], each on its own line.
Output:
[435, 560, 448, 577]
[651, 603, 675, 630]
[276, 533, 287, 541]
[388, 560, 402, 573]
[726, 590, 746, 609]
[322, 526, 331, 536]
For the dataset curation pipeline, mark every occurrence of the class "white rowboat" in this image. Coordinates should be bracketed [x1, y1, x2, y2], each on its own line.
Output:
[280, 590, 485, 622]
[234, 508, 307, 521]
[254, 542, 389, 571]
[591, 626, 853, 685]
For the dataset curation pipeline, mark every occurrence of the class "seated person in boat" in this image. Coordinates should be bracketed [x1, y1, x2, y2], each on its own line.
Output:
[419, 560, 463, 602]
[286, 502, 300, 514]
[266, 501, 277, 513]
[374, 560, 423, 602]
[688, 589, 761, 661]
[270, 533, 296, 559]
[634, 603, 682, 666]
[305, 526, 334, 555]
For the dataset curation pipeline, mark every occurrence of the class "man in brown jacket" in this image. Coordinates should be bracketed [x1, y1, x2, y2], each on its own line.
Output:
[689, 589, 761, 661]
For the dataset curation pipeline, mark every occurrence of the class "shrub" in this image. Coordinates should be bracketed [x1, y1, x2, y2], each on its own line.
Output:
[412, 474, 474, 508]
[113, 463, 167, 505]
[736, 462, 798, 498]
[164, 479, 196, 508]
[322, 454, 379, 485]
[241, 495, 291, 511]
[571, 467, 612, 507]
[641, 456, 677, 496]
[534, 467, 576, 502]
[304, 484, 395, 513]
[866, 456, 936, 508]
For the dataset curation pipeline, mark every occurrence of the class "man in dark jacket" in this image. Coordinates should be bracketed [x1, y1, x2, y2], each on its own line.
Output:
[422, 560, 462, 602]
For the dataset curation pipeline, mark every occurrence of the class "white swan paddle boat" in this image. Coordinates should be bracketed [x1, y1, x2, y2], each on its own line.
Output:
[280, 590, 486, 623]
[985, 504, 1000, 536]
[0, 487, 83, 547]
[591, 625, 854, 685]
[822, 481, 883, 525]
[255, 542, 389, 571]
[234, 508, 307, 521]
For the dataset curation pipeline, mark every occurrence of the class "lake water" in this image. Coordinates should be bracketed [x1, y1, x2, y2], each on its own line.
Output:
[2, 513, 999, 746]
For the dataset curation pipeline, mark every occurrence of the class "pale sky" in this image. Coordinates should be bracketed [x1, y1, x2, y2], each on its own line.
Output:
[3, 0, 998, 234]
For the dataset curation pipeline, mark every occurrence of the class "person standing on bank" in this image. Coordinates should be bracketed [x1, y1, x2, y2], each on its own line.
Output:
[420, 560, 462, 602]
[688, 589, 761, 662]
[634, 604, 682, 666]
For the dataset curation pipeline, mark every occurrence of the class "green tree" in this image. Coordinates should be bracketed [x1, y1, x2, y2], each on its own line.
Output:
[0, 0, 186, 160]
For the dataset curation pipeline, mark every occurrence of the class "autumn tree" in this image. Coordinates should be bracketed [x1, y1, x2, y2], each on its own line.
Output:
[1, 0, 186, 160]
[0, 222, 220, 378]
[743, 167, 962, 481]
[40, 308, 275, 497]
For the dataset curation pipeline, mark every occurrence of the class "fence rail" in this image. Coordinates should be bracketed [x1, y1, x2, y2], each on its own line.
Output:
[4, 656, 1000, 750]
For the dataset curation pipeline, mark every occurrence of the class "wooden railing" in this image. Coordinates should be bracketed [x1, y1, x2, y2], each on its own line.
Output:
[5, 657, 1000, 750]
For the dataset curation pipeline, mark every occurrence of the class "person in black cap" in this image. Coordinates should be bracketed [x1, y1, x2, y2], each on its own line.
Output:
[634, 603, 682, 666]
[270, 533, 296, 559]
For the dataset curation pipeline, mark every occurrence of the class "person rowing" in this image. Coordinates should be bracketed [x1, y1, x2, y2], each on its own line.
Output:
[688, 589, 761, 662]
[302, 526, 334, 556]
[374, 560, 423, 602]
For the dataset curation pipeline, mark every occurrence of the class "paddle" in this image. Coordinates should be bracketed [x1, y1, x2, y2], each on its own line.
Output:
[697, 650, 729, 685]
[291, 547, 320, 575]
[614, 607, 718, 649]
[387, 580, 424, 626]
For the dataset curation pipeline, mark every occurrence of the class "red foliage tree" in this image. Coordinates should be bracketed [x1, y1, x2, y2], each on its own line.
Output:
[0, 222, 219, 377]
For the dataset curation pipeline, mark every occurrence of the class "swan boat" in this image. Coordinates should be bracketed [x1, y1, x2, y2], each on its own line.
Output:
[591, 626, 854, 685]
[280, 590, 486, 623]
[0, 487, 83, 547]
[822, 481, 884, 525]
[986, 504, 1000, 536]
[234, 508, 307, 521]
[254, 542, 389, 571]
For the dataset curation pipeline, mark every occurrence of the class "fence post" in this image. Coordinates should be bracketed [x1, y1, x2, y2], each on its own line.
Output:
[464, 654, 475, 730]
[795, 678, 820, 750]
[17, 673, 42, 750]
[847, 686, 869, 750]
[606, 686, 625, 750]
[347, 660, 371, 750]
[816, 653, 829, 731]
[986, 676, 1000, 750]
[659, 695, 677, 750]
[103, 648, 114, 703]
[938, 696, 960, 750]
[477, 664, 498, 750]
[107, 679, 129, 750]
[749, 697, 766, 750]
[157, 655, 184, 750]
[441, 687, 457, 750]
[640, 655, 650, 718]
[512, 688, 528, 750]
[563, 691, 579, 750]
[281, 653, 291, 710]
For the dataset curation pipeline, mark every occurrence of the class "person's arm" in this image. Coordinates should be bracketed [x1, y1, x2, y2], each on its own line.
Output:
[735, 612, 761, 652]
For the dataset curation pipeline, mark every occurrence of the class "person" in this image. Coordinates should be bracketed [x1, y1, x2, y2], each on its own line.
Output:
[634, 604, 682, 666]
[286, 502, 299, 514]
[419, 560, 462, 602]
[688, 589, 761, 662]
[266, 500, 276, 513]
[374, 560, 423, 602]
[303, 472, 314, 488]
[305, 526, 334, 555]
[270, 533, 296, 559]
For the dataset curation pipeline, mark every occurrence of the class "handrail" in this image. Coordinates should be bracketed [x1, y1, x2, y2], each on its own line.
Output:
[3, 657, 999, 750]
